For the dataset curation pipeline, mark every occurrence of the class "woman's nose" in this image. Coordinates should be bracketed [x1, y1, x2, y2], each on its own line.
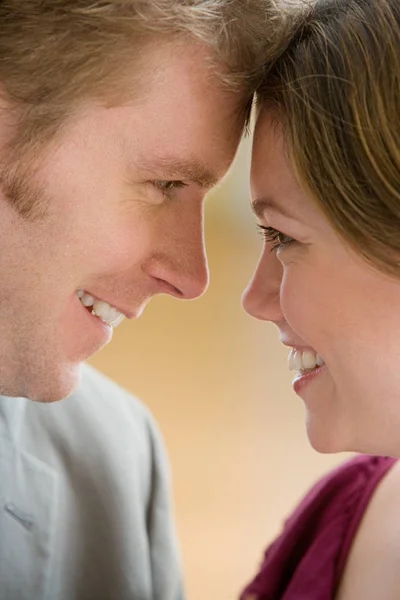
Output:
[242, 249, 284, 323]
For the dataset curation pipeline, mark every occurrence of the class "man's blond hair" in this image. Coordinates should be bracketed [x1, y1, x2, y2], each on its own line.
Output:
[0, 0, 284, 153]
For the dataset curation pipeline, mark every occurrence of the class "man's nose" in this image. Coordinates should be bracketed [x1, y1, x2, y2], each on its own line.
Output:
[242, 249, 284, 323]
[147, 215, 209, 301]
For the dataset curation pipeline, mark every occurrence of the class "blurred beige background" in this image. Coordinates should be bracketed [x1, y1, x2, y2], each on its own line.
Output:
[89, 138, 351, 600]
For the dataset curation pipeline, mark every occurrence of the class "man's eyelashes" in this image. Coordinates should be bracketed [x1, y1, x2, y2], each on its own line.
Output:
[151, 180, 188, 197]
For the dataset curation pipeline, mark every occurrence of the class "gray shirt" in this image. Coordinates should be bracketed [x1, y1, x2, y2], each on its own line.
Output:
[0, 364, 184, 600]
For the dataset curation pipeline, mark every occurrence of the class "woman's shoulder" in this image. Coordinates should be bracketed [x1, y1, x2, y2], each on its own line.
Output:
[335, 459, 400, 600]
[241, 455, 397, 600]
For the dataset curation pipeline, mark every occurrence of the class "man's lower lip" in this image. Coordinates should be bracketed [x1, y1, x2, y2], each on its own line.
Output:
[80, 301, 113, 342]
[292, 364, 326, 394]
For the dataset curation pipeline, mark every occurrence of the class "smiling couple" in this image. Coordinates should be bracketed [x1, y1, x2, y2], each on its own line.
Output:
[1, 1, 400, 599]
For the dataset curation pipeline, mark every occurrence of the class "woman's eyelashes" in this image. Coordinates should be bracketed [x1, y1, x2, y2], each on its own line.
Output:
[257, 224, 295, 251]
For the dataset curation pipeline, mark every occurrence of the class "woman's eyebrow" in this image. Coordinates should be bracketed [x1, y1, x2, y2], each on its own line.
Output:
[251, 197, 293, 220]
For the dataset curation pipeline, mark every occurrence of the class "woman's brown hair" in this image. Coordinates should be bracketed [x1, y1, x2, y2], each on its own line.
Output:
[258, 0, 400, 276]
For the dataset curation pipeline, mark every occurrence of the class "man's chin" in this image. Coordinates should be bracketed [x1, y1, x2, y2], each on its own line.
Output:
[23, 363, 83, 403]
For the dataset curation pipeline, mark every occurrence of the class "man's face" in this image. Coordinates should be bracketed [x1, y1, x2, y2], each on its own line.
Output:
[0, 39, 244, 402]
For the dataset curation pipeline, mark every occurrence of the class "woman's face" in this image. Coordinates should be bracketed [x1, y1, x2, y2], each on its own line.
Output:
[243, 110, 400, 456]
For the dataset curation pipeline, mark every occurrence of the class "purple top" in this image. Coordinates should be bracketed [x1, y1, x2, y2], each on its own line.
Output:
[240, 455, 397, 600]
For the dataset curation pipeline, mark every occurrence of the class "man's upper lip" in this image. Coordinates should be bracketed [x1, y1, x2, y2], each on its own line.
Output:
[83, 291, 135, 320]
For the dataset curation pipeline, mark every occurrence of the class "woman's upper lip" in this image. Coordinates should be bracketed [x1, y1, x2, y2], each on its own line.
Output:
[280, 338, 317, 352]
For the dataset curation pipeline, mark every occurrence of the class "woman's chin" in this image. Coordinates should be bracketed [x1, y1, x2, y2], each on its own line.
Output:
[305, 416, 348, 454]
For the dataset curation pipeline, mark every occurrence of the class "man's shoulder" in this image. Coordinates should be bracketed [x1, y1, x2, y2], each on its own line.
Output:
[68, 363, 153, 424]
[77, 363, 148, 417]
[16, 364, 166, 484]
[61, 363, 162, 444]
[21, 364, 162, 459]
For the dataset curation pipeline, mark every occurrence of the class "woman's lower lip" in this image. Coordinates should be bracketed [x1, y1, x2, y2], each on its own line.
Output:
[292, 364, 327, 394]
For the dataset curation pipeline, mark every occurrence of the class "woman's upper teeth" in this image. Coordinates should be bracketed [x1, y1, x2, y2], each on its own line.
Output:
[77, 290, 125, 327]
[288, 348, 325, 372]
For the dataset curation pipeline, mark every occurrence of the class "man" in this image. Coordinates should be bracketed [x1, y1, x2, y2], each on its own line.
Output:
[0, 1, 280, 598]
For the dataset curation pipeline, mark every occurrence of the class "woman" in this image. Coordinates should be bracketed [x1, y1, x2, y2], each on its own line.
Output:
[241, 0, 400, 597]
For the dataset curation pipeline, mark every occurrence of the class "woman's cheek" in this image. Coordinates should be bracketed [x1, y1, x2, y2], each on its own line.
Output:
[280, 270, 313, 336]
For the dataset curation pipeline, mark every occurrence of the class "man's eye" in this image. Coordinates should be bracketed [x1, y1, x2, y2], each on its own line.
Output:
[257, 225, 295, 251]
[152, 180, 187, 194]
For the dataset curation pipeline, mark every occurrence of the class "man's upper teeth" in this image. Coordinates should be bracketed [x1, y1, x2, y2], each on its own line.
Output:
[80, 293, 94, 307]
[288, 348, 325, 372]
[77, 290, 125, 327]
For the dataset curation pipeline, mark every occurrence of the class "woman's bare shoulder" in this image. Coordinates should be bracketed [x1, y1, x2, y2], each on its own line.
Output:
[335, 459, 400, 600]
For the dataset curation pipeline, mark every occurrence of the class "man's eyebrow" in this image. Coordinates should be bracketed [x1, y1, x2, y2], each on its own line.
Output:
[251, 197, 293, 220]
[137, 156, 219, 189]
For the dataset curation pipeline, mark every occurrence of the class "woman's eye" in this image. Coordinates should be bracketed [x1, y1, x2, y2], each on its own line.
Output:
[257, 225, 295, 251]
